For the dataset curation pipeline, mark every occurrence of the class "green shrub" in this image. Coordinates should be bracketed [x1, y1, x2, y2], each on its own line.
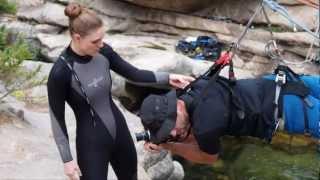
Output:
[0, 0, 17, 14]
[0, 26, 44, 101]
[0, 26, 8, 50]
[0, 27, 33, 78]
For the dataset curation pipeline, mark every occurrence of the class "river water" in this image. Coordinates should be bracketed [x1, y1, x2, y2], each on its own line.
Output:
[175, 134, 320, 180]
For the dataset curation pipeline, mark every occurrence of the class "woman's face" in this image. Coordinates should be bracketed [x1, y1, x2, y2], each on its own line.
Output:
[72, 26, 105, 56]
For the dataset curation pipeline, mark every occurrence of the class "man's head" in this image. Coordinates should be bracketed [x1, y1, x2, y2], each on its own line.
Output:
[139, 90, 190, 144]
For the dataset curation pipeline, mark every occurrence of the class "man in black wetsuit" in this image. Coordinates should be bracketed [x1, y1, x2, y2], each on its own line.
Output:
[47, 3, 194, 180]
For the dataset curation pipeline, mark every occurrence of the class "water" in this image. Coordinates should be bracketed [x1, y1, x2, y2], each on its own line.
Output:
[175, 135, 320, 180]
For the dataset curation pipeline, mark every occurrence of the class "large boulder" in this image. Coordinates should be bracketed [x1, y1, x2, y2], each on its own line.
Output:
[8, 0, 45, 7]
[278, 0, 303, 5]
[120, 0, 212, 13]
[35, 32, 254, 95]
[194, 0, 318, 31]
[16, 1, 318, 52]
[0, 105, 65, 179]
[55, 0, 213, 13]
[17, 2, 68, 27]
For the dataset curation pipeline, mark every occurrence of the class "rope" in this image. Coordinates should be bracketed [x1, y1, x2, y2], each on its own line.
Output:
[305, 15, 320, 63]
[211, 1, 265, 82]
[263, 0, 320, 39]
[219, 0, 319, 67]
[227, 2, 263, 61]
[228, 1, 264, 54]
[262, 0, 320, 65]
[262, 5, 284, 65]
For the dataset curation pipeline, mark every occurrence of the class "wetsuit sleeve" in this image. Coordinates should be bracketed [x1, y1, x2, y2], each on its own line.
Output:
[99, 43, 169, 85]
[47, 61, 73, 163]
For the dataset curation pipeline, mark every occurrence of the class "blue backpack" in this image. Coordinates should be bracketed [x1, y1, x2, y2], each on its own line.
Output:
[264, 66, 320, 139]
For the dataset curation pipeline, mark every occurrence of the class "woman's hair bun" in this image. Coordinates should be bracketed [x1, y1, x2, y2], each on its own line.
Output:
[64, 2, 82, 19]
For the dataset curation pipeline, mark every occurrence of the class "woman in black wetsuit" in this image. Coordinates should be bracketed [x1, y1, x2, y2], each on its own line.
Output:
[47, 3, 194, 180]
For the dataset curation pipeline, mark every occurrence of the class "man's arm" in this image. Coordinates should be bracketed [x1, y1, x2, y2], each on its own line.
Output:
[145, 139, 219, 165]
[162, 142, 219, 164]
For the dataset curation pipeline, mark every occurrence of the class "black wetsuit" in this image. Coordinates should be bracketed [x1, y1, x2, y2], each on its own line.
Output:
[47, 43, 169, 180]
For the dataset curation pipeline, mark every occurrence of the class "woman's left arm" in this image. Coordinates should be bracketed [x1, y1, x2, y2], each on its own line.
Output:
[100, 43, 194, 88]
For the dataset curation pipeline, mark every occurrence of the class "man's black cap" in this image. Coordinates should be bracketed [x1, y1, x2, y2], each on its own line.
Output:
[140, 90, 177, 144]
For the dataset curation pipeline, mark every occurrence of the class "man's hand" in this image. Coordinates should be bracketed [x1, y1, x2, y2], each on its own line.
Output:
[144, 142, 176, 154]
[144, 142, 166, 153]
[64, 160, 82, 180]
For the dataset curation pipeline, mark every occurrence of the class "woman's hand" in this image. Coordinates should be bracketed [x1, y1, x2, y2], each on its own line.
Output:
[169, 74, 195, 89]
[64, 160, 82, 180]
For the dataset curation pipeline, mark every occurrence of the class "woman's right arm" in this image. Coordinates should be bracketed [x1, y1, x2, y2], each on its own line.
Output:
[47, 61, 73, 163]
[48, 62, 82, 179]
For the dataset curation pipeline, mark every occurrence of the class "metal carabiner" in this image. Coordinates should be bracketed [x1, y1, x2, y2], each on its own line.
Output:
[275, 71, 286, 85]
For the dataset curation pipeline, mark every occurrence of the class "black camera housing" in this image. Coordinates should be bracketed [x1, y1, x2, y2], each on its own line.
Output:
[135, 131, 151, 142]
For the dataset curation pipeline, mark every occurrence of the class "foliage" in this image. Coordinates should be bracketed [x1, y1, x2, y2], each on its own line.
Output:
[0, 27, 33, 76]
[0, 26, 44, 102]
[0, 0, 17, 14]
